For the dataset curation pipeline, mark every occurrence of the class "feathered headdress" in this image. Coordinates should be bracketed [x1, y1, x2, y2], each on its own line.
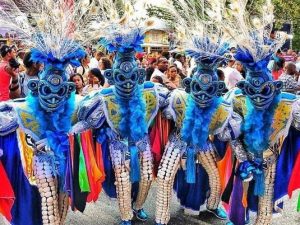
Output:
[0, 0, 105, 74]
[97, 0, 152, 53]
[217, 0, 287, 72]
[147, 0, 229, 68]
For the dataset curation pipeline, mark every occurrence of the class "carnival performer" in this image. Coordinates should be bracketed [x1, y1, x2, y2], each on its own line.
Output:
[0, 1, 105, 224]
[71, 1, 169, 225]
[150, 1, 242, 224]
[218, 1, 300, 224]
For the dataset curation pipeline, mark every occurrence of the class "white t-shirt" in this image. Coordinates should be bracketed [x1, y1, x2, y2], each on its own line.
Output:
[174, 60, 183, 71]
[150, 68, 167, 82]
[222, 67, 244, 90]
[89, 58, 99, 69]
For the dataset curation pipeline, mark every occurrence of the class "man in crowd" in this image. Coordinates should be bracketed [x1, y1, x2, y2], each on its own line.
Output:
[0, 45, 18, 101]
[279, 62, 300, 93]
[150, 57, 168, 81]
[89, 51, 104, 69]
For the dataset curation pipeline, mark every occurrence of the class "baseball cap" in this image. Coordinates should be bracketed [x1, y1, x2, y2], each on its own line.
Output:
[0, 45, 12, 57]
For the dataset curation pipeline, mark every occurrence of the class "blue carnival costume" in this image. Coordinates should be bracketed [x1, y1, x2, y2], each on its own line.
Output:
[71, 6, 169, 224]
[0, 1, 106, 224]
[153, 3, 242, 222]
[220, 1, 300, 224]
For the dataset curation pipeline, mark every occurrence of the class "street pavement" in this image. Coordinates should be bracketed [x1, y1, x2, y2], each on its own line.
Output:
[1, 185, 299, 225]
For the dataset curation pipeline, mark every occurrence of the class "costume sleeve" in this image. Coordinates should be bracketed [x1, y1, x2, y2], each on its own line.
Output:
[155, 83, 170, 109]
[292, 99, 300, 130]
[0, 102, 19, 136]
[70, 92, 106, 134]
[217, 111, 243, 141]
[230, 139, 248, 162]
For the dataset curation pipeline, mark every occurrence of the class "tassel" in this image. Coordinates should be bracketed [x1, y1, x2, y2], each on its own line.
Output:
[254, 170, 265, 196]
[186, 147, 196, 184]
[130, 145, 141, 183]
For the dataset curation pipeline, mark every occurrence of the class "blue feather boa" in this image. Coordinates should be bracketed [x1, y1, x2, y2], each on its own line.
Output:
[116, 86, 147, 142]
[27, 93, 76, 189]
[242, 95, 280, 155]
[181, 96, 223, 149]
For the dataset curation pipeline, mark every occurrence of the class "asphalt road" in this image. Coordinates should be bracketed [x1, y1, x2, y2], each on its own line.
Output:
[1, 185, 299, 225]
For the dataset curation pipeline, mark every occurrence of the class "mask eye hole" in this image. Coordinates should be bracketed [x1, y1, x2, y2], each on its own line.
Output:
[246, 86, 256, 95]
[118, 74, 126, 82]
[261, 85, 272, 96]
[206, 86, 215, 94]
[192, 82, 201, 92]
[57, 87, 66, 96]
[42, 85, 51, 95]
[131, 72, 137, 81]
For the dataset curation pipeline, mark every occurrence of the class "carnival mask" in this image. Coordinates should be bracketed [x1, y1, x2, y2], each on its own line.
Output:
[28, 69, 75, 112]
[183, 67, 225, 108]
[237, 71, 282, 110]
[104, 52, 145, 98]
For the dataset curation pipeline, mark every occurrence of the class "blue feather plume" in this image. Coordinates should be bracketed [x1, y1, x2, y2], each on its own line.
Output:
[99, 29, 144, 53]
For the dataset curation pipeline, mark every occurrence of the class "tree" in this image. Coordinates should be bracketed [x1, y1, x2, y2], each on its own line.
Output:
[147, 0, 300, 50]
[246, 0, 300, 50]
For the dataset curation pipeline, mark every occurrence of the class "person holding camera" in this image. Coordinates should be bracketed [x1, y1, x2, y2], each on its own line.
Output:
[9, 52, 42, 99]
[0, 45, 19, 101]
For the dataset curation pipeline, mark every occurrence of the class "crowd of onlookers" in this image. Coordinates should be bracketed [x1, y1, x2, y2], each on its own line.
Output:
[1, 41, 300, 102]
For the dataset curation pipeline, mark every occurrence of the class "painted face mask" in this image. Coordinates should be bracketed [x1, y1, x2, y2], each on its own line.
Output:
[183, 66, 225, 108]
[104, 52, 145, 98]
[237, 70, 282, 110]
[28, 67, 75, 112]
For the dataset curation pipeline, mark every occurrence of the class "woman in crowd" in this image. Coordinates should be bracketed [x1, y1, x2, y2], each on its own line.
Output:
[82, 68, 105, 95]
[70, 73, 85, 95]
[76, 53, 90, 83]
[99, 57, 112, 87]
[164, 65, 181, 89]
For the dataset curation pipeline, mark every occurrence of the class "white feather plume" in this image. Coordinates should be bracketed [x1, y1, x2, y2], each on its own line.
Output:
[0, 0, 106, 59]
[219, 0, 287, 62]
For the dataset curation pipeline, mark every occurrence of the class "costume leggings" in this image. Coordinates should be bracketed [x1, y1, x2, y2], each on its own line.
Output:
[110, 140, 153, 221]
[255, 162, 277, 225]
[155, 144, 221, 224]
[34, 154, 69, 225]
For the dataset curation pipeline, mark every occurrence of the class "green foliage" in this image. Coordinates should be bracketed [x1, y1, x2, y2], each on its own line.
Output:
[247, 0, 300, 50]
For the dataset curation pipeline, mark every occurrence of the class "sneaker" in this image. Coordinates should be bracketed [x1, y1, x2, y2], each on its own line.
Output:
[120, 220, 132, 225]
[207, 207, 228, 220]
[133, 208, 148, 221]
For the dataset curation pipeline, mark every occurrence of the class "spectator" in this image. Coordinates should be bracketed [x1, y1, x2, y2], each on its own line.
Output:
[0, 45, 18, 101]
[164, 65, 181, 89]
[161, 51, 170, 60]
[70, 73, 85, 95]
[150, 57, 168, 81]
[224, 53, 236, 68]
[99, 57, 112, 74]
[233, 61, 246, 78]
[99, 57, 112, 87]
[174, 53, 184, 71]
[282, 49, 296, 62]
[82, 68, 105, 95]
[217, 68, 225, 81]
[10, 52, 42, 98]
[146, 58, 156, 81]
[217, 69, 228, 94]
[222, 67, 244, 90]
[89, 51, 104, 69]
[16, 48, 26, 73]
[279, 62, 300, 93]
[272, 57, 285, 80]
[76, 53, 90, 83]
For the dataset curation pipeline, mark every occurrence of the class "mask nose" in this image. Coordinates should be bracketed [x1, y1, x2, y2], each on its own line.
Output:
[255, 97, 261, 103]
